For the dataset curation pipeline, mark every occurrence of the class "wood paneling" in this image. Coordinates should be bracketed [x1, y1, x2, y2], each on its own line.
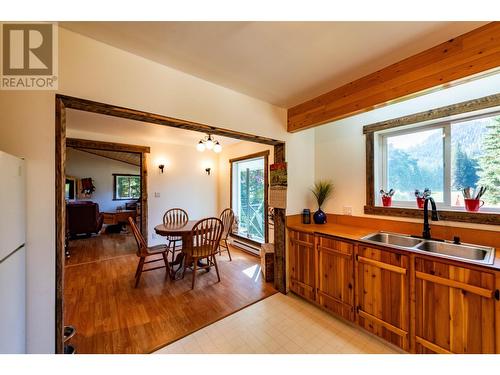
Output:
[140, 153, 148, 237]
[64, 234, 276, 353]
[365, 131, 374, 208]
[288, 230, 315, 301]
[316, 236, 355, 321]
[414, 257, 497, 353]
[288, 22, 500, 132]
[274, 142, 286, 293]
[55, 97, 66, 354]
[355, 245, 410, 351]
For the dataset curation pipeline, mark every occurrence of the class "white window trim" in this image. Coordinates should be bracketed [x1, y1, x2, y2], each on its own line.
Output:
[375, 109, 500, 213]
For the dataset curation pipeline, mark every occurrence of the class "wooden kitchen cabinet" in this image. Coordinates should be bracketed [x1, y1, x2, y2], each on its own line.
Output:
[414, 257, 499, 354]
[316, 235, 355, 321]
[355, 245, 410, 351]
[286, 226, 500, 354]
[288, 230, 316, 302]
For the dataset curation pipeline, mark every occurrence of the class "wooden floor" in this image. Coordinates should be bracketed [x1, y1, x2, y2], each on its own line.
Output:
[64, 232, 276, 354]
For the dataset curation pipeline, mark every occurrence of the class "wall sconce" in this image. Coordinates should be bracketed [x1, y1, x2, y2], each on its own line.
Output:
[205, 167, 211, 176]
[158, 164, 165, 174]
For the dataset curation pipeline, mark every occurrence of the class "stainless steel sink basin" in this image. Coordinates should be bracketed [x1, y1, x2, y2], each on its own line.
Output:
[415, 241, 494, 263]
[360, 231, 495, 265]
[362, 232, 422, 248]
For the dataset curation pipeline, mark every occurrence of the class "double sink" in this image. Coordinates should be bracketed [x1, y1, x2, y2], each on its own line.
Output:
[361, 232, 496, 265]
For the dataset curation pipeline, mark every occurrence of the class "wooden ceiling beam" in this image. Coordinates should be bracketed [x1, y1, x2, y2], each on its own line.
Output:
[287, 22, 500, 132]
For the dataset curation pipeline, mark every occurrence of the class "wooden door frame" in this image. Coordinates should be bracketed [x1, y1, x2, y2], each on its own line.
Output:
[55, 94, 286, 353]
[229, 150, 270, 246]
[66, 137, 150, 237]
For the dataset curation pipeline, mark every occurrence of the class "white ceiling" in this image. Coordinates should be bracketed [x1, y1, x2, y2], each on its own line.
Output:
[61, 21, 488, 108]
[66, 109, 240, 148]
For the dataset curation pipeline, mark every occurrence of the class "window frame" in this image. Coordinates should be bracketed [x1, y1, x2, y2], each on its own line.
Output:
[229, 150, 270, 246]
[364, 93, 500, 226]
[113, 173, 141, 201]
[379, 122, 449, 208]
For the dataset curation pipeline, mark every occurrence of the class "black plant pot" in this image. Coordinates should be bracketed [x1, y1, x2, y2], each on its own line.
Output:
[313, 209, 327, 224]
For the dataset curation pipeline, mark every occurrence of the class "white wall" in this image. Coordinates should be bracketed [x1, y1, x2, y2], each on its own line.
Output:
[314, 73, 500, 231]
[65, 148, 140, 211]
[0, 26, 314, 353]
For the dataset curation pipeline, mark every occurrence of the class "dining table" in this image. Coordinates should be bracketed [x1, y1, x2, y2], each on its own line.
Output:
[154, 220, 205, 280]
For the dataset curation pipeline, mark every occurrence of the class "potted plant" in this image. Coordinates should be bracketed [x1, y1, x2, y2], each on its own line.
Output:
[311, 180, 333, 224]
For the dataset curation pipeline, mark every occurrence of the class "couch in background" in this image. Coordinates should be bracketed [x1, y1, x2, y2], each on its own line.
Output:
[66, 201, 104, 237]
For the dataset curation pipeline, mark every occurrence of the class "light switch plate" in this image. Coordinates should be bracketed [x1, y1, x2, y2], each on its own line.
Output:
[154, 192, 160, 198]
[343, 206, 353, 216]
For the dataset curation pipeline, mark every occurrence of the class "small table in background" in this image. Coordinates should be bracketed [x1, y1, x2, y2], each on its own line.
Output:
[103, 209, 137, 233]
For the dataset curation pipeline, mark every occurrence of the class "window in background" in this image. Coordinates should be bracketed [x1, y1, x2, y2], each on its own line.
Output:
[113, 174, 141, 200]
[377, 112, 500, 211]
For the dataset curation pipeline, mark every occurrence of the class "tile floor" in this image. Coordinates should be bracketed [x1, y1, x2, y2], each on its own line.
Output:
[155, 293, 401, 354]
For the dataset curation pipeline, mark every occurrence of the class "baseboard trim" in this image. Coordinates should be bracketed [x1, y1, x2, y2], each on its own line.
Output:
[231, 239, 260, 257]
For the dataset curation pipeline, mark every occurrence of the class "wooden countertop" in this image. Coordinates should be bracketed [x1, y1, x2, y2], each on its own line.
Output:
[287, 222, 376, 241]
[287, 222, 500, 271]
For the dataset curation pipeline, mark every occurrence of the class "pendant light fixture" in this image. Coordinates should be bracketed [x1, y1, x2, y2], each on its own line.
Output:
[197, 134, 222, 153]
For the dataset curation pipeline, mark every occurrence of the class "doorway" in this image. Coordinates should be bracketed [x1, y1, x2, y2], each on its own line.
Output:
[55, 94, 286, 353]
[230, 151, 269, 249]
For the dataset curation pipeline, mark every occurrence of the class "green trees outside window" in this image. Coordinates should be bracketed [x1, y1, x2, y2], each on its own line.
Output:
[114, 174, 141, 200]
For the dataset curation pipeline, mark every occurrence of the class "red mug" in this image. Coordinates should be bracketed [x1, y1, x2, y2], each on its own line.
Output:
[416, 197, 425, 209]
[464, 198, 484, 212]
[382, 196, 392, 207]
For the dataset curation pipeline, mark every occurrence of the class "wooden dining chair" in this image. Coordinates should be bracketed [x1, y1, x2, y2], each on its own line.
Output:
[183, 217, 224, 289]
[128, 217, 169, 288]
[163, 208, 189, 262]
[219, 208, 235, 261]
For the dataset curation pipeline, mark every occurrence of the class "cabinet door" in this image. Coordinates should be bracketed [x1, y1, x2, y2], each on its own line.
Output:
[414, 257, 497, 354]
[316, 236, 355, 321]
[288, 230, 315, 301]
[356, 245, 410, 351]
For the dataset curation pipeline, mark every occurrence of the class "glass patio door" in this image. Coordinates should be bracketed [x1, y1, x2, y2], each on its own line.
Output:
[231, 154, 267, 244]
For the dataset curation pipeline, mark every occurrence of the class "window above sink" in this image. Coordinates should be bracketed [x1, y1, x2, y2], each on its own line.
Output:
[376, 112, 500, 212]
[364, 92, 500, 226]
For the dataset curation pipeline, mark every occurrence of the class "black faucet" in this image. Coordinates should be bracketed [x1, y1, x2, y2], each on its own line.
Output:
[422, 196, 439, 239]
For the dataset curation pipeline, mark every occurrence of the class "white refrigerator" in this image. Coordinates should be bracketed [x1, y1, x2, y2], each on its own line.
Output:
[0, 151, 26, 353]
